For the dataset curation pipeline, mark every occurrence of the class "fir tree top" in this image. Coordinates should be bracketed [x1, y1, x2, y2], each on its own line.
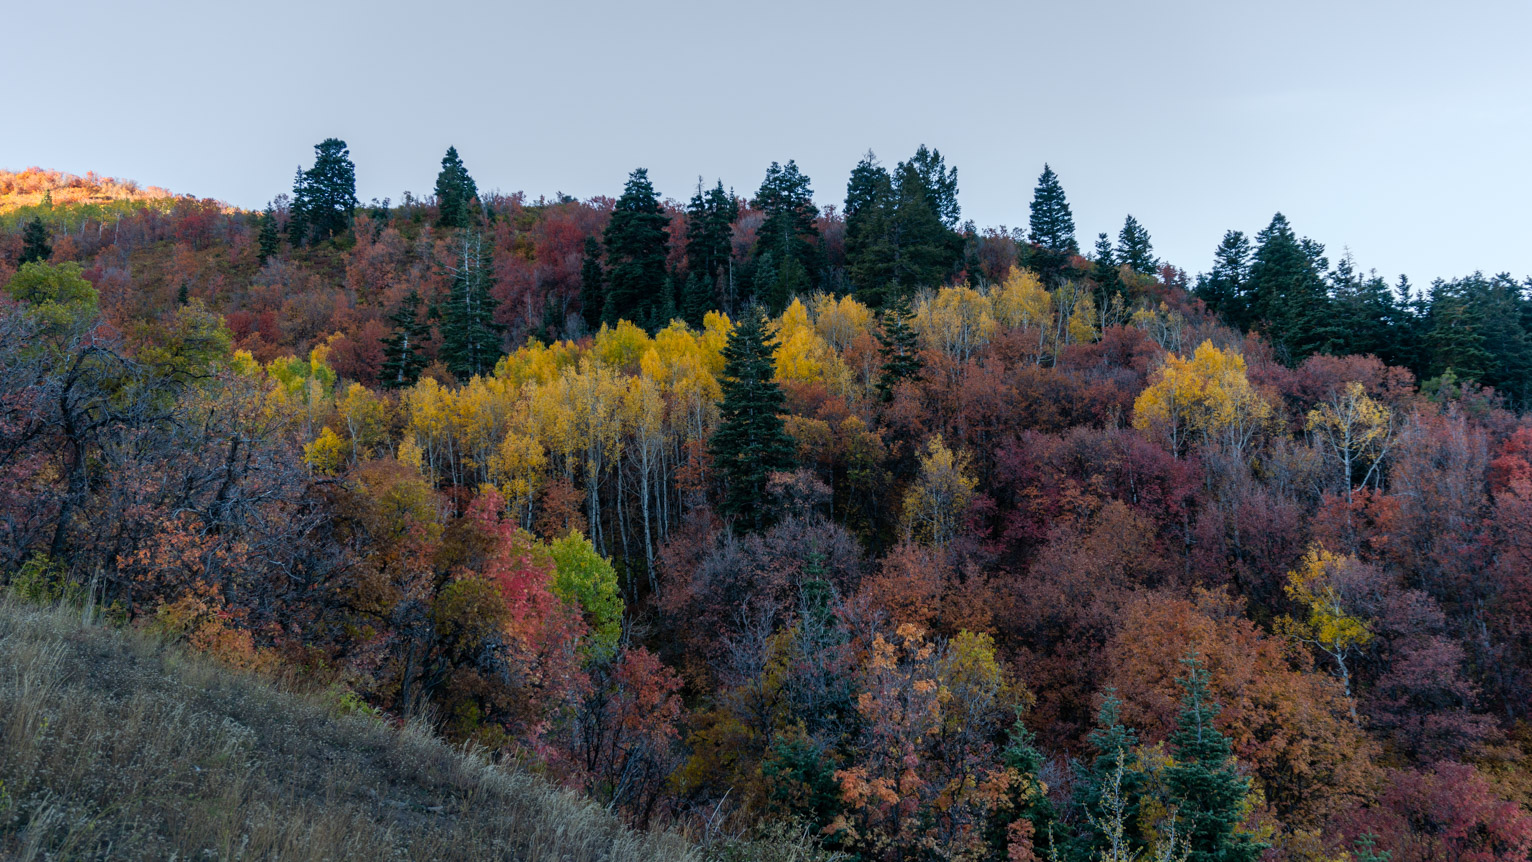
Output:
[1029, 163, 1077, 254]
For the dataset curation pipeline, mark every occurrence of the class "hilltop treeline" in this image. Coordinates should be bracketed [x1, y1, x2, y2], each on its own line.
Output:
[2, 141, 1532, 861]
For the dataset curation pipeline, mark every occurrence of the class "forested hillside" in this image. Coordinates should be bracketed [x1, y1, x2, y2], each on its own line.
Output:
[3, 140, 1532, 861]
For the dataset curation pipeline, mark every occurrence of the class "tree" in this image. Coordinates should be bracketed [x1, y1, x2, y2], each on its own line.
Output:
[1029, 164, 1077, 282]
[439, 231, 503, 379]
[845, 147, 964, 306]
[1306, 381, 1395, 503]
[602, 168, 672, 329]
[290, 138, 357, 244]
[548, 530, 624, 657]
[1194, 231, 1251, 327]
[901, 435, 976, 546]
[20, 217, 51, 265]
[1246, 213, 1331, 361]
[845, 151, 896, 303]
[875, 293, 922, 401]
[751, 160, 819, 311]
[1164, 658, 1265, 862]
[379, 289, 430, 388]
[1277, 547, 1373, 718]
[710, 307, 795, 528]
[1093, 232, 1123, 306]
[256, 206, 280, 265]
[1116, 215, 1156, 275]
[434, 145, 479, 229]
[579, 236, 605, 332]
[1068, 691, 1147, 862]
[1132, 341, 1274, 460]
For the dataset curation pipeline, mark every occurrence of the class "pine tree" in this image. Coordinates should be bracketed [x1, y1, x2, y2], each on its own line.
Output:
[256, 206, 281, 265]
[1028, 164, 1077, 284]
[434, 145, 479, 229]
[299, 138, 358, 242]
[1195, 231, 1251, 327]
[845, 151, 896, 304]
[1164, 657, 1265, 862]
[1092, 232, 1123, 307]
[439, 231, 504, 379]
[287, 166, 310, 246]
[19, 217, 51, 265]
[751, 160, 820, 311]
[710, 306, 795, 529]
[579, 236, 605, 332]
[380, 289, 431, 388]
[875, 294, 922, 401]
[1246, 213, 1331, 362]
[602, 168, 672, 329]
[1116, 214, 1156, 275]
[683, 179, 736, 324]
[985, 710, 1059, 861]
[887, 151, 962, 294]
[1068, 690, 1145, 862]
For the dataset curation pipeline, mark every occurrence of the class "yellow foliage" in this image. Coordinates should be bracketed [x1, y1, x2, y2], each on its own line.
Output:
[810, 292, 873, 352]
[304, 426, 348, 475]
[915, 285, 997, 362]
[1132, 340, 1274, 458]
[901, 435, 977, 546]
[990, 267, 1051, 330]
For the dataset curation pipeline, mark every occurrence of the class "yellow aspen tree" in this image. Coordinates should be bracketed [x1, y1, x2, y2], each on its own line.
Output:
[1306, 381, 1395, 503]
[915, 285, 997, 363]
[1132, 340, 1274, 460]
[901, 434, 978, 546]
[1277, 546, 1373, 720]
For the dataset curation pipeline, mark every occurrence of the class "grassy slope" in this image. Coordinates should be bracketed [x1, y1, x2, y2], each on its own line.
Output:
[0, 599, 699, 861]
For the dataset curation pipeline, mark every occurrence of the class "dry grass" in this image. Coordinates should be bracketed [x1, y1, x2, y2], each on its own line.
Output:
[0, 598, 701, 861]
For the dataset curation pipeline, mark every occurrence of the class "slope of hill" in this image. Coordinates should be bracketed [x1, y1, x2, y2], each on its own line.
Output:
[0, 598, 699, 862]
[0, 168, 173, 212]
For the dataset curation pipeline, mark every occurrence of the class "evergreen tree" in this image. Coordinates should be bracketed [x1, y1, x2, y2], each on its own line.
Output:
[579, 236, 605, 332]
[602, 168, 672, 329]
[299, 138, 358, 242]
[1068, 690, 1145, 862]
[1195, 231, 1251, 327]
[751, 160, 820, 311]
[1246, 213, 1331, 361]
[1092, 232, 1122, 307]
[256, 206, 281, 265]
[434, 145, 479, 229]
[710, 306, 795, 529]
[985, 710, 1059, 861]
[439, 231, 504, 379]
[1116, 214, 1156, 275]
[1164, 657, 1265, 862]
[683, 179, 736, 323]
[19, 217, 51, 265]
[875, 294, 922, 401]
[286, 166, 309, 246]
[380, 289, 431, 388]
[845, 151, 896, 304]
[1028, 164, 1077, 283]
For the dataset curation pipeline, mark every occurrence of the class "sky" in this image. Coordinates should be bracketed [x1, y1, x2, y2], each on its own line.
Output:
[6, 0, 1529, 285]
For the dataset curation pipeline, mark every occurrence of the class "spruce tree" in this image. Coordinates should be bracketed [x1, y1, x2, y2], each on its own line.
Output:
[380, 289, 431, 388]
[751, 160, 820, 311]
[1028, 164, 1077, 284]
[845, 151, 896, 304]
[1246, 213, 1331, 362]
[710, 306, 795, 529]
[1092, 232, 1122, 307]
[984, 710, 1059, 861]
[439, 231, 504, 379]
[434, 145, 479, 229]
[286, 166, 310, 246]
[875, 294, 922, 401]
[1116, 214, 1156, 275]
[256, 206, 281, 265]
[19, 217, 51, 265]
[887, 151, 962, 294]
[300, 138, 358, 242]
[1068, 690, 1145, 862]
[579, 236, 606, 332]
[683, 179, 736, 324]
[1164, 657, 1265, 862]
[602, 168, 672, 329]
[1195, 230, 1251, 327]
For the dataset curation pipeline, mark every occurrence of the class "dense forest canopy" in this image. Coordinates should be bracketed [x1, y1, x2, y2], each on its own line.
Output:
[3, 142, 1532, 862]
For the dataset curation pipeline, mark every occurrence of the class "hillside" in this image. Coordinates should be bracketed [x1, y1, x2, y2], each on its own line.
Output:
[0, 168, 173, 213]
[0, 598, 699, 862]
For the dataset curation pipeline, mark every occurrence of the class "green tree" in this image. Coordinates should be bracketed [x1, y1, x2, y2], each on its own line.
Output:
[1068, 690, 1146, 862]
[1195, 230, 1251, 327]
[710, 306, 795, 528]
[439, 231, 503, 379]
[1164, 657, 1265, 862]
[751, 160, 819, 312]
[1028, 164, 1078, 284]
[3, 261, 100, 338]
[256, 206, 281, 265]
[1116, 214, 1156, 275]
[875, 294, 922, 401]
[1092, 232, 1123, 308]
[985, 710, 1059, 862]
[602, 168, 672, 329]
[20, 217, 51, 265]
[434, 145, 479, 229]
[380, 289, 431, 388]
[845, 151, 896, 303]
[579, 236, 605, 332]
[683, 179, 736, 324]
[290, 138, 358, 244]
[845, 147, 963, 306]
[1246, 213, 1331, 361]
[548, 530, 624, 657]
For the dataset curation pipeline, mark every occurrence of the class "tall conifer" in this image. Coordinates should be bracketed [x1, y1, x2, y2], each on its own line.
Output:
[710, 306, 795, 529]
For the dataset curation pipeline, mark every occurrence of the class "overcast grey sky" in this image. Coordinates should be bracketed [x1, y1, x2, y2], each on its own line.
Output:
[6, 0, 1528, 284]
